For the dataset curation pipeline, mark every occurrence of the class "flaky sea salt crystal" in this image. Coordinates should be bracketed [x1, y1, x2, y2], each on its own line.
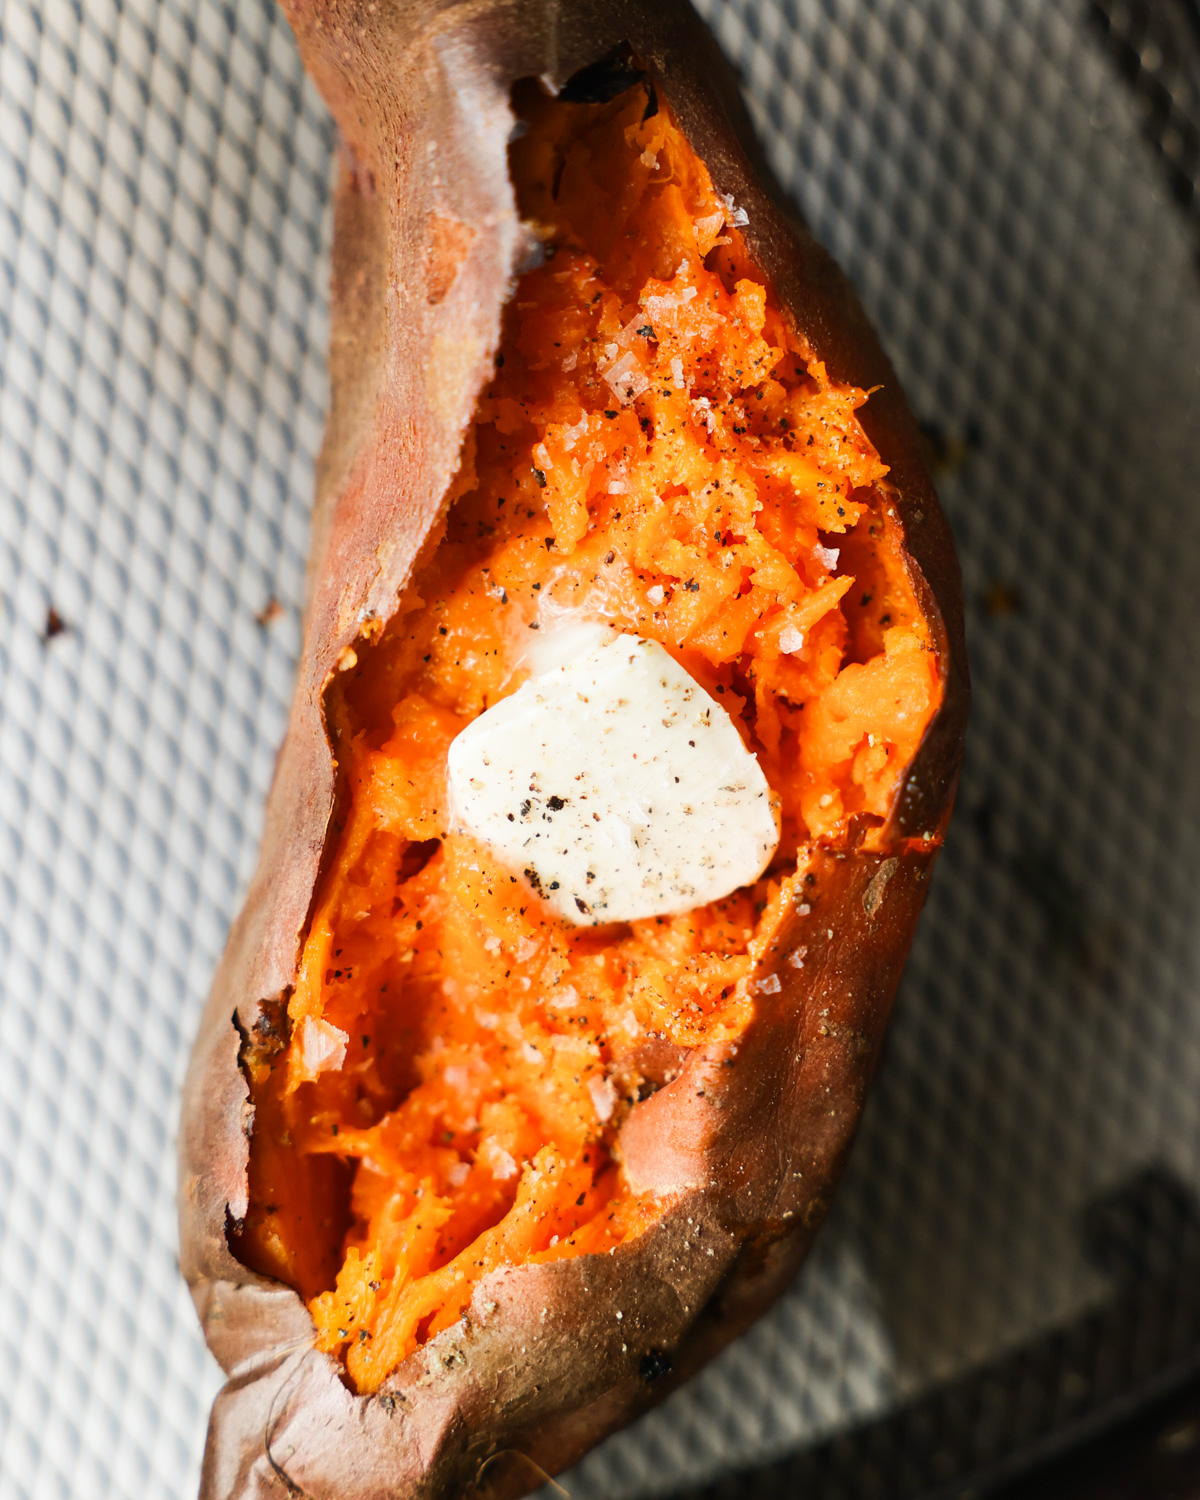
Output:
[646, 584, 666, 606]
[756, 973, 782, 995]
[488, 1144, 518, 1181]
[779, 624, 805, 655]
[813, 543, 840, 571]
[695, 209, 724, 243]
[299, 1017, 347, 1076]
[645, 293, 680, 321]
[603, 350, 650, 404]
[588, 1074, 617, 1122]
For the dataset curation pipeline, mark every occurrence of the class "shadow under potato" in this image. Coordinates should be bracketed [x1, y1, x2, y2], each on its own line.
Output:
[673, 1167, 1200, 1500]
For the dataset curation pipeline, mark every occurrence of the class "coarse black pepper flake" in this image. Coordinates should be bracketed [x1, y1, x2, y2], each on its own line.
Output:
[532, 467, 547, 487]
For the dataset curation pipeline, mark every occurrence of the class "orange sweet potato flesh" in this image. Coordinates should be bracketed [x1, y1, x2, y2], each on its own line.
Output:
[177, 6, 968, 1498]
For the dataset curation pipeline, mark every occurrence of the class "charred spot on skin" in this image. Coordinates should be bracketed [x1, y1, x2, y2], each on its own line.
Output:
[639, 1348, 673, 1384]
[237, 998, 291, 1076]
[559, 44, 658, 122]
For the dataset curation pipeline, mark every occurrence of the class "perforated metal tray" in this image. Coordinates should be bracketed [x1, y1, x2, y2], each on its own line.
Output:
[1, 2, 1197, 1497]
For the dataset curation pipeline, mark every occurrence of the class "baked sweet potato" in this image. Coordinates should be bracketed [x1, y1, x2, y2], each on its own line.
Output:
[178, 3, 968, 1496]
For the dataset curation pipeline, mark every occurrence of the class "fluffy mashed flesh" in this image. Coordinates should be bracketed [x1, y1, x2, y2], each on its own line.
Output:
[238, 79, 941, 1393]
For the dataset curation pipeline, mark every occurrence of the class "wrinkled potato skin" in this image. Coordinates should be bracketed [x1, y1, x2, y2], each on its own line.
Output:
[178, 3, 969, 1496]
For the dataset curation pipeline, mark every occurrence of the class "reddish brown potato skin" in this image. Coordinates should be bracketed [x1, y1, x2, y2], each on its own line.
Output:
[178, 2, 969, 1496]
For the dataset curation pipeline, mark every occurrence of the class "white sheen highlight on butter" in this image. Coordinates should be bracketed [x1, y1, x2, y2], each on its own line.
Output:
[446, 633, 779, 925]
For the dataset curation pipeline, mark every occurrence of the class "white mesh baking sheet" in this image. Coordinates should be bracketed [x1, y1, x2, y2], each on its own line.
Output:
[1, 2, 1198, 1497]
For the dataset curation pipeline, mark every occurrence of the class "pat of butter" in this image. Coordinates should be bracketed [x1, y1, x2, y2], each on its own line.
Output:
[447, 632, 779, 924]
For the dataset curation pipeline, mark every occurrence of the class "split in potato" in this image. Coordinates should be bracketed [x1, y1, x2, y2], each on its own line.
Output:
[236, 79, 942, 1395]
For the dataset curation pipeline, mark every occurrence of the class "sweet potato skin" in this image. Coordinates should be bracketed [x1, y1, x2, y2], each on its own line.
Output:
[177, 2, 969, 1496]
